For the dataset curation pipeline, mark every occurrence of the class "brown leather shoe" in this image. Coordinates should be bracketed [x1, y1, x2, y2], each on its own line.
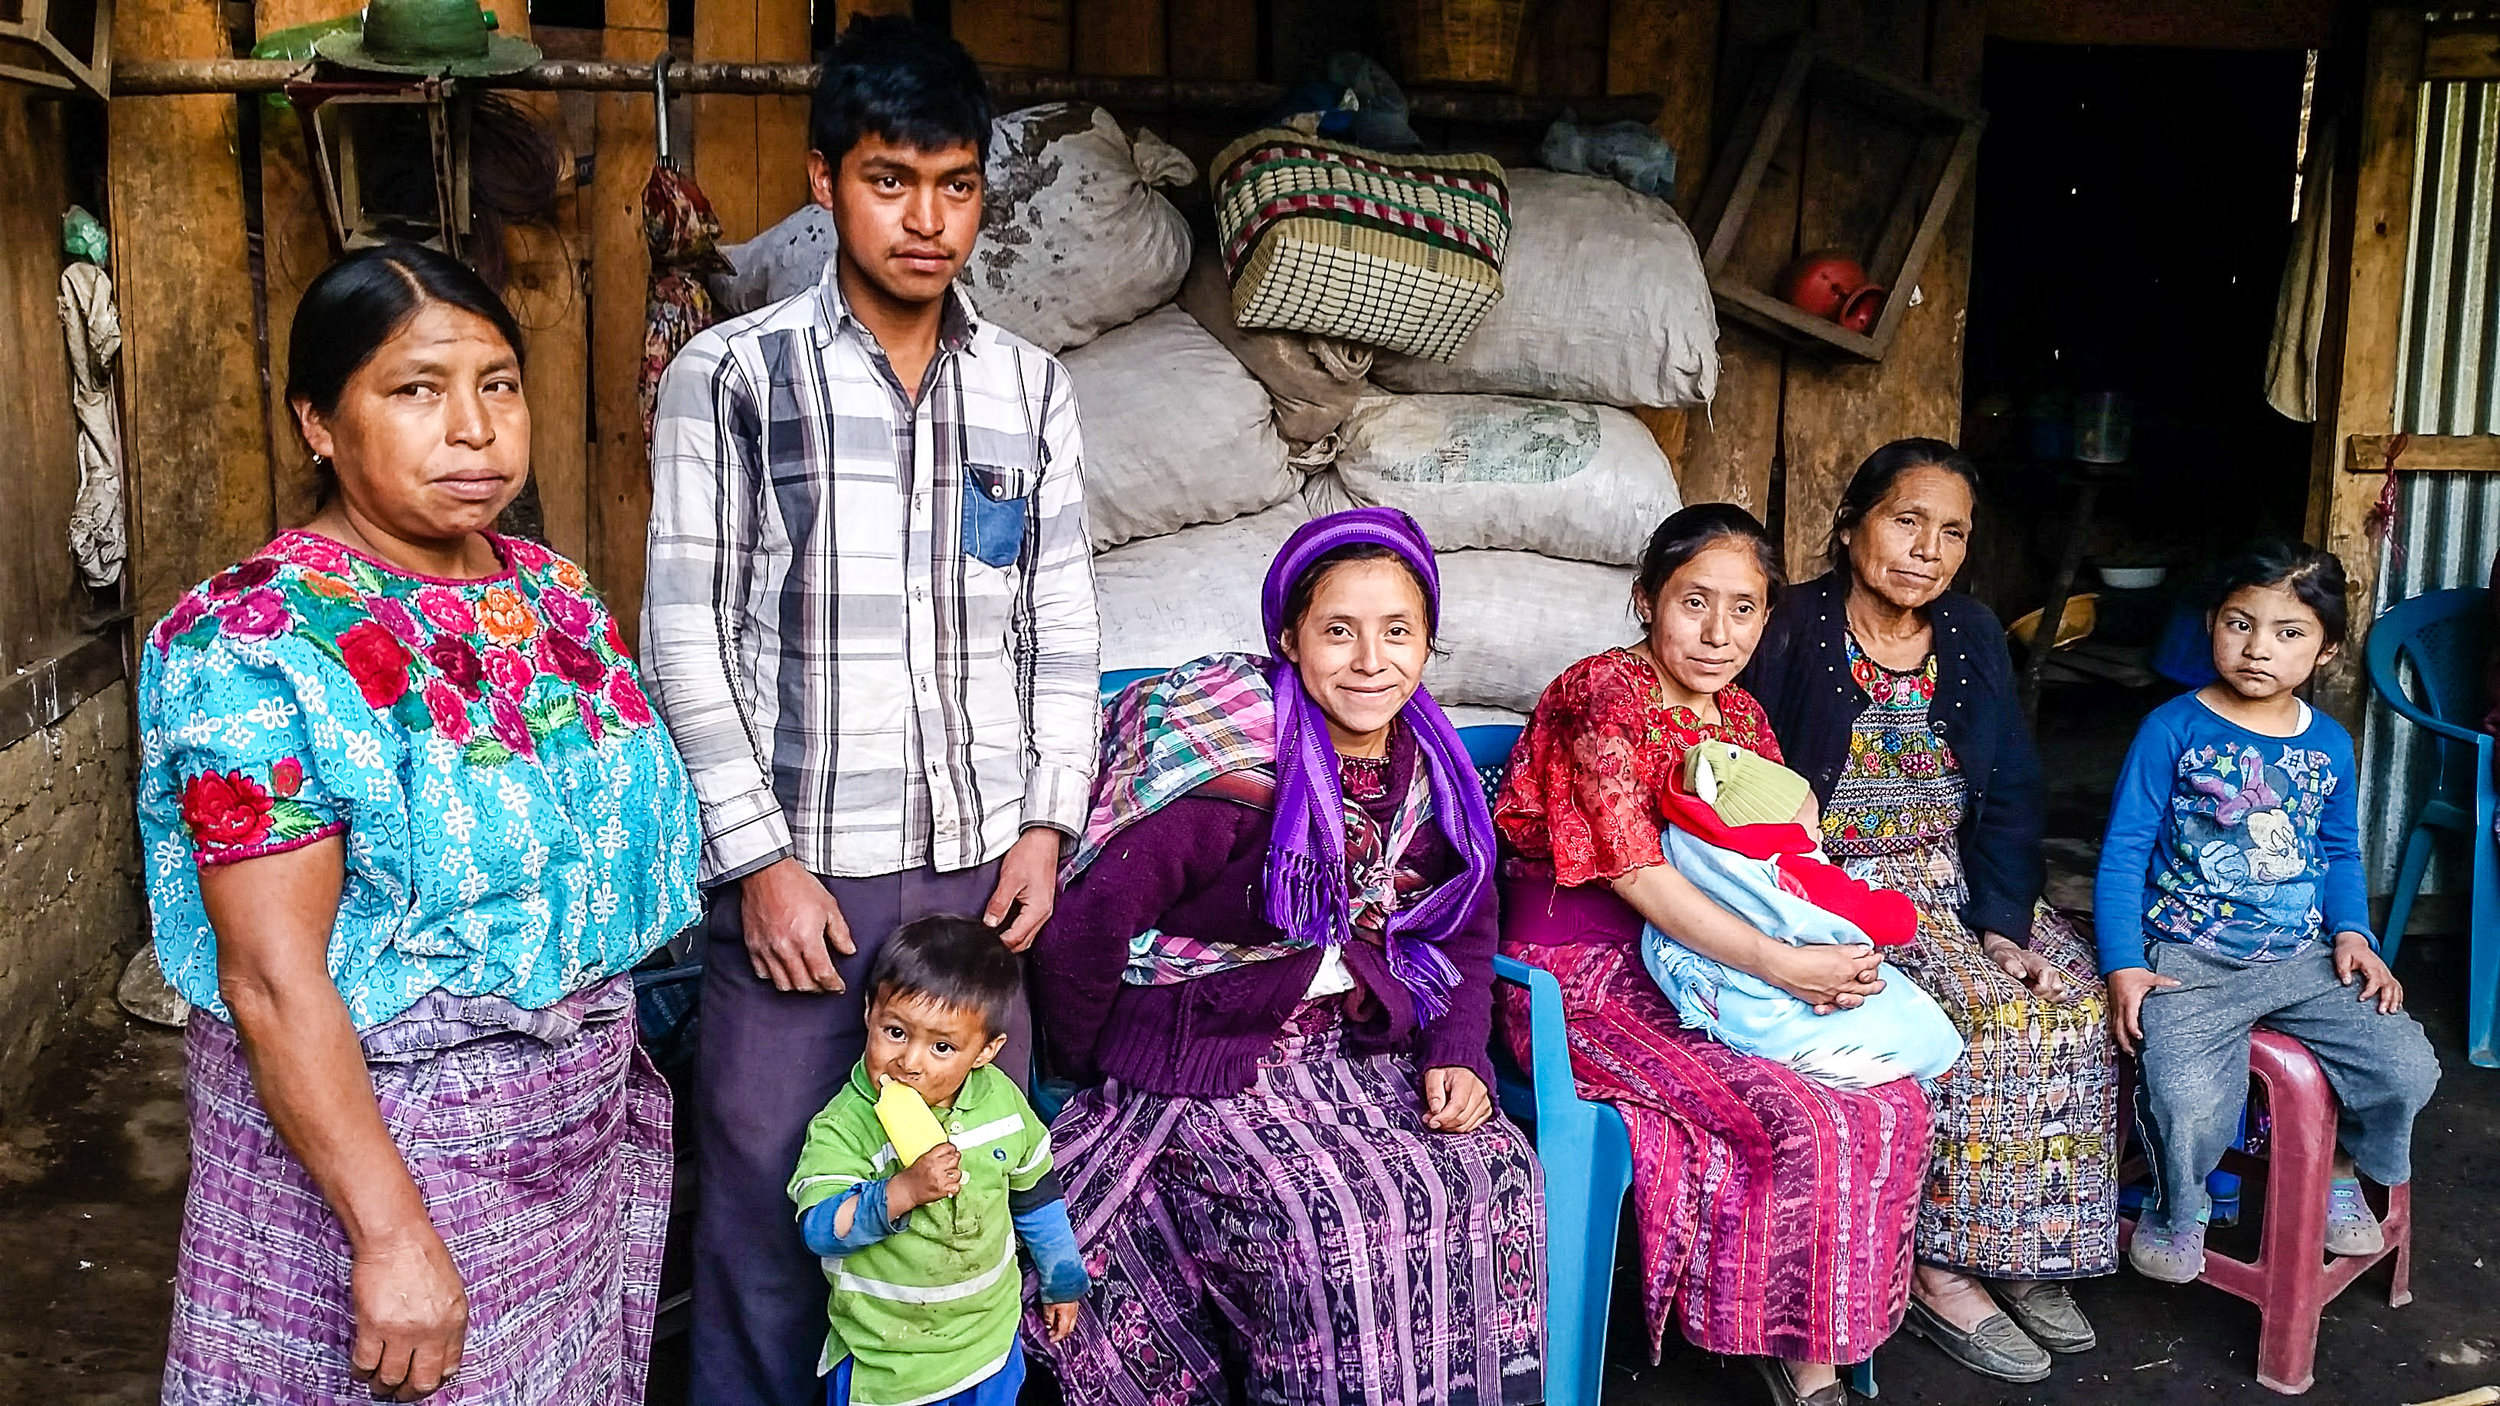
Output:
[1753, 1358, 1852, 1406]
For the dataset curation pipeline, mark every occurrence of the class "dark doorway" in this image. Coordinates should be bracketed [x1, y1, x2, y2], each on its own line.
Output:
[1961, 40, 2315, 620]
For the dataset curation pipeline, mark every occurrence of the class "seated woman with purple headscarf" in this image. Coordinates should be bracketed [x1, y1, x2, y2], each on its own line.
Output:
[1026, 509, 1547, 1405]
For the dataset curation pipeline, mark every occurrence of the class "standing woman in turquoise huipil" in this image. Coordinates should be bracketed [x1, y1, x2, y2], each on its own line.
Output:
[138, 243, 700, 1404]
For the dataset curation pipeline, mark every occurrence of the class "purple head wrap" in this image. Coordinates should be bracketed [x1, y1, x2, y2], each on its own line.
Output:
[1259, 508, 1497, 1023]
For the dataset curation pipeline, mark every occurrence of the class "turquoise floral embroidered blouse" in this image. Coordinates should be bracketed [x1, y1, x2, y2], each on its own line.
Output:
[137, 530, 702, 1029]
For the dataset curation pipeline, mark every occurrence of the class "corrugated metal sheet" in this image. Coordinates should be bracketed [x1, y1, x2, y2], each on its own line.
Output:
[2360, 77, 2500, 894]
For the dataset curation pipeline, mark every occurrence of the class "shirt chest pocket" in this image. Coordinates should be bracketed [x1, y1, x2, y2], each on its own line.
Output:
[962, 461, 1035, 570]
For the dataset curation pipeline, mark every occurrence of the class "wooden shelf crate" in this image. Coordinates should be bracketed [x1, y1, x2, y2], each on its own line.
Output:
[1688, 33, 1983, 363]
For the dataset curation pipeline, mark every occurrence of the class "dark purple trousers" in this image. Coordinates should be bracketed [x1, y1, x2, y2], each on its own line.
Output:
[687, 862, 1030, 1406]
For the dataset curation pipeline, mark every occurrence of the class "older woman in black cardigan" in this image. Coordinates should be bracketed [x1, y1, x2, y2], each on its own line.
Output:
[1742, 439, 2119, 1387]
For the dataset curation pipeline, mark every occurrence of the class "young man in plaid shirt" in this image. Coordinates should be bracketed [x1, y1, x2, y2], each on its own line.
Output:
[641, 18, 1098, 1405]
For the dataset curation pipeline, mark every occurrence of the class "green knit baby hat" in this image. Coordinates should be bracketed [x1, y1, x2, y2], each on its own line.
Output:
[1682, 738, 1813, 829]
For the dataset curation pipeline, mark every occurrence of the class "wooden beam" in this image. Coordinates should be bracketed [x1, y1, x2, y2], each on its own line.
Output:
[255, 0, 340, 531]
[1075, 0, 1165, 78]
[2315, 7, 2425, 728]
[0, 631, 124, 753]
[1986, 0, 2336, 51]
[109, 0, 275, 626]
[2345, 434, 2500, 476]
[589, 0, 668, 649]
[2425, 24, 2500, 82]
[115, 59, 1665, 126]
[499, 1, 591, 561]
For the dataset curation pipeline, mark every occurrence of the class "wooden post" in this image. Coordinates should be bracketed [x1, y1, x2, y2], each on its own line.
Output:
[2314, 7, 2426, 727]
[109, 0, 275, 624]
[255, 0, 340, 530]
[589, 0, 668, 646]
[498, 2, 592, 561]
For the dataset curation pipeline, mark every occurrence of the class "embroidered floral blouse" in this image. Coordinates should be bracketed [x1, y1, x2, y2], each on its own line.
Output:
[1821, 635, 1966, 858]
[136, 530, 703, 1029]
[1494, 648, 1783, 888]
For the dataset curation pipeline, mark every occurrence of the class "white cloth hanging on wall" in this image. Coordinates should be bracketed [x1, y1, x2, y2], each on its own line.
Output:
[59, 260, 126, 588]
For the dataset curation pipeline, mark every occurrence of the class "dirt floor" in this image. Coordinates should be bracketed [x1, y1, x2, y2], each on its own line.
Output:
[4, 684, 2497, 1404]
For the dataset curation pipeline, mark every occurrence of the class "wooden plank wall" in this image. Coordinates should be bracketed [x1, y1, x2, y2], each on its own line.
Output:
[2312, 6, 2424, 726]
[255, 0, 337, 530]
[0, 90, 87, 675]
[98, 0, 1998, 638]
[108, 0, 273, 627]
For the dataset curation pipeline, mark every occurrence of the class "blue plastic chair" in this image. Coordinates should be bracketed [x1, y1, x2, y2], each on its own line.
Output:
[2365, 586, 2499, 1067]
[1099, 666, 1163, 703]
[1459, 723, 1878, 1402]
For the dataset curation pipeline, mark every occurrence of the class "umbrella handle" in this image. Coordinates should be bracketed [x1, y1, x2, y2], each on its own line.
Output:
[653, 50, 674, 167]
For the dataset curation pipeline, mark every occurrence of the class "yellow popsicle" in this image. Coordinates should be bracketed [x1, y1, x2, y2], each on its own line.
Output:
[874, 1078, 949, 1168]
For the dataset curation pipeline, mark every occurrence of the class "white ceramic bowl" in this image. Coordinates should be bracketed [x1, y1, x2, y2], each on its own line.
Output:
[2098, 567, 2167, 590]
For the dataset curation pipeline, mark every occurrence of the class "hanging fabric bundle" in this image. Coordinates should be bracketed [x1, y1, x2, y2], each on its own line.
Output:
[639, 52, 731, 439]
[59, 206, 126, 590]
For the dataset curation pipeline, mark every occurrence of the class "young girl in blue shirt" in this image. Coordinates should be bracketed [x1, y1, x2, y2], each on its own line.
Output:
[2094, 542, 2439, 1281]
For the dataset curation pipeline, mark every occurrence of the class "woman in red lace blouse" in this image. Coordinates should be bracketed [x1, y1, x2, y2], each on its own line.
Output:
[1493, 505, 1931, 1406]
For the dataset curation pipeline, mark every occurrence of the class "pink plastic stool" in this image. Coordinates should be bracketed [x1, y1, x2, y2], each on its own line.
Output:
[2120, 1028, 2414, 1394]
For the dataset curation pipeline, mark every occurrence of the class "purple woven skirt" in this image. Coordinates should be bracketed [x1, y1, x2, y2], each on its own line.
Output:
[162, 976, 671, 1405]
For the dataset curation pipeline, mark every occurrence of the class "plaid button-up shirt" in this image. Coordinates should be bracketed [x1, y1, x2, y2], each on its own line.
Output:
[642, 263, 1099, 884]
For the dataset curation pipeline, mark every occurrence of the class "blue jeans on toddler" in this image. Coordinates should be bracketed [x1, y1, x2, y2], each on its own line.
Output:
[2136, 941, 2439, 1235]
[827, 1339, 1025, 1406]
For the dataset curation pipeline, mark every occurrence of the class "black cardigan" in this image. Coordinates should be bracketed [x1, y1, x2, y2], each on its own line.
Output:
[1739, 569, 2048, 944]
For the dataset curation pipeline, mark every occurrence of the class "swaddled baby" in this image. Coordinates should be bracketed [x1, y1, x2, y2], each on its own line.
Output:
[1640, 740, 1964, 1088]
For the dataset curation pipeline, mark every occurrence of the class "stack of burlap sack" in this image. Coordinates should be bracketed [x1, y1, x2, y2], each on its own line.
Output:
[711, 107, 1721, 720]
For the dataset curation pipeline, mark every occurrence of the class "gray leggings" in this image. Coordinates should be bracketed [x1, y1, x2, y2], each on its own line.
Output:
[2136, 942, 2439, 1236]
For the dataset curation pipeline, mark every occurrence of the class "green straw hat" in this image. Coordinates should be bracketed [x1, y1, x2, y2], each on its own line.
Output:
[314, 0, 541, 77]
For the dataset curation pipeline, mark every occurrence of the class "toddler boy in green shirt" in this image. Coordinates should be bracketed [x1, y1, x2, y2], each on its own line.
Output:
[788, 916, 1088, 1406]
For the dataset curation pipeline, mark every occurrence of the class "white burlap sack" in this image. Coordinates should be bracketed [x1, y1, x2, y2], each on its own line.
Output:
[1094, 505, 1636, 714]
[708, 105, 1192, 353]
[1174, 251, 1374, 445]
[1433, 550, 1638, 712]
[1064, 307, 1301, 549]
[1320, 393, 1681, 565]
[969, 105, 1195, 352]
[1373, 170, 1719, 408]
[709, 203, 836, 317]
[1093, 503, 1311, 671]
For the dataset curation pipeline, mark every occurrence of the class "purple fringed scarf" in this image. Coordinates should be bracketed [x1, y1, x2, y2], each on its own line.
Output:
[1258, 509, 1497, 1023]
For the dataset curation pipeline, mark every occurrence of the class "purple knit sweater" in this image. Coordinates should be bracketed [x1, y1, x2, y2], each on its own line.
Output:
[1031, 728, 1498, 1098]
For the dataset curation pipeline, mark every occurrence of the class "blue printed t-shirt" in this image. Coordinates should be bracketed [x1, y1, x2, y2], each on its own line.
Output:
[2092, 690, 2372, 974]
[136, 530, 703, 1028]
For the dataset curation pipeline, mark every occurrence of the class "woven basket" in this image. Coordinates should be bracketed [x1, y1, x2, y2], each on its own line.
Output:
[1211, 129, 1511, 362]
[1384, 0, 1527, 86]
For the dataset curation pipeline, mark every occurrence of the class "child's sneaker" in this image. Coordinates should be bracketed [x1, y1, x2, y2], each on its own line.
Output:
[2128, 1219, 2206, 1283]
[2325, 1178, 2385, 1256]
